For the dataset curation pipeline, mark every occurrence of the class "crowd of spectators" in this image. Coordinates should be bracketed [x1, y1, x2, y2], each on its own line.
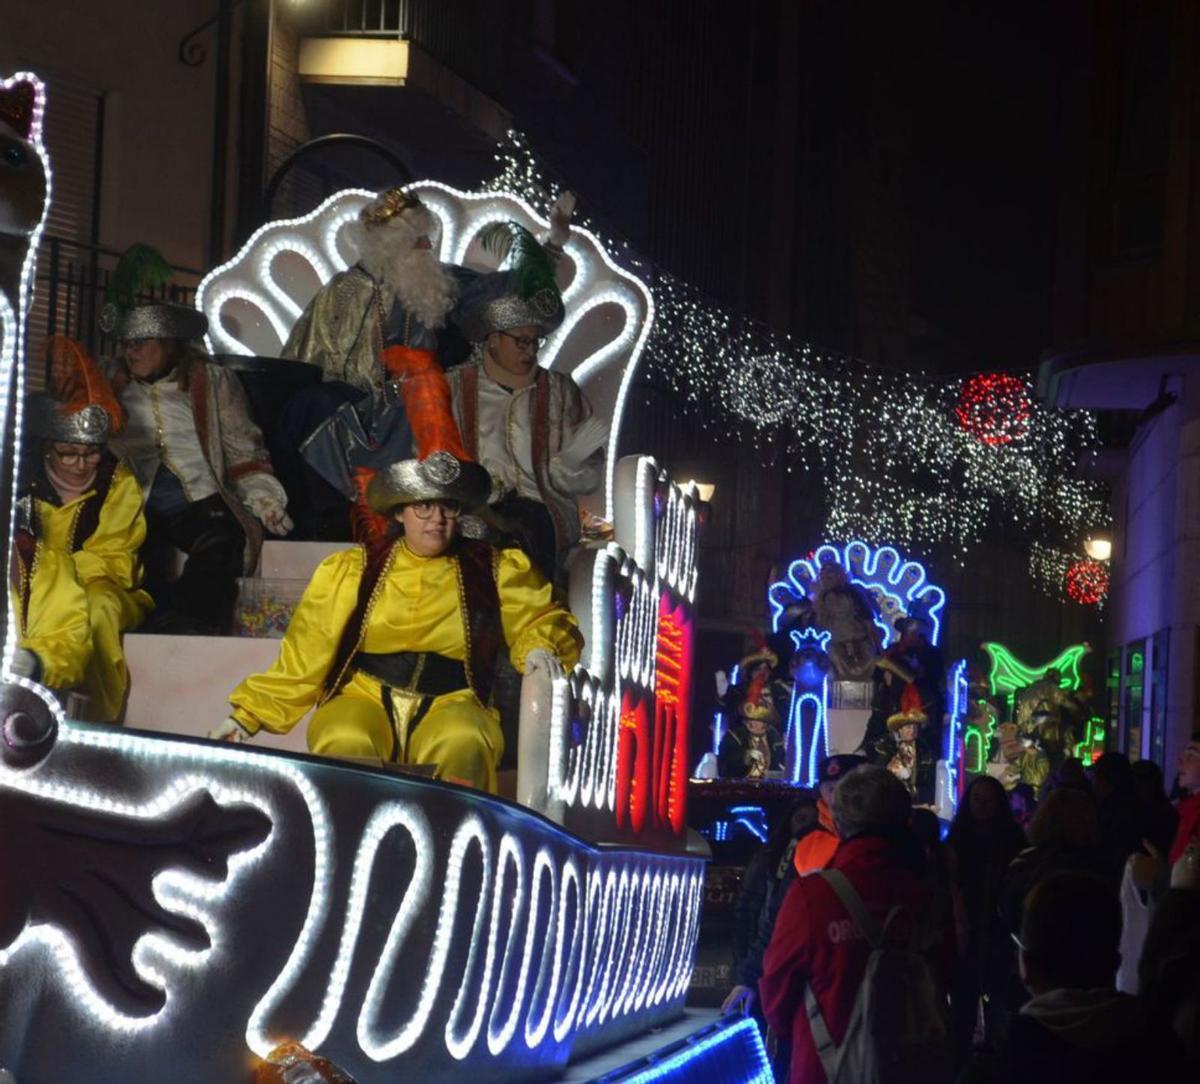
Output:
[721, 733, 1200, 1082]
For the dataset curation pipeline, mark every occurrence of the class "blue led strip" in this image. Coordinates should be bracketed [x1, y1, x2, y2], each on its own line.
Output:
[711, 663, 743, 754]
[945, 658, 968, 811]
[767, 540, 947, 647]
[603, 1015, 774, 1083]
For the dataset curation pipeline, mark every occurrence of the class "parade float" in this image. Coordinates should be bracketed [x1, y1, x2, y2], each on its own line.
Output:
[0, 72, 773, 1083]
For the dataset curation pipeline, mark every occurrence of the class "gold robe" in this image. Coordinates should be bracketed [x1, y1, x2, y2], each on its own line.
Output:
[229, 541, 582, 791]
[35, 464, 153, 720]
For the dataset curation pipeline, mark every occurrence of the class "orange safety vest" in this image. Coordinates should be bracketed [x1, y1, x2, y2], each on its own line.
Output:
[792, 797, 840, 875]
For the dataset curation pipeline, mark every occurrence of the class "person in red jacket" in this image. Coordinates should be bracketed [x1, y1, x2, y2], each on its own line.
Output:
[759, 765, 955, 1084]
[1170, 732, 1200, 863]
[722, 753, 865, 1017]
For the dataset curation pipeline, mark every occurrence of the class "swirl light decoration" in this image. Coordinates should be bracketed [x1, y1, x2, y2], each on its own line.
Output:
[0, 722, 705, 1080]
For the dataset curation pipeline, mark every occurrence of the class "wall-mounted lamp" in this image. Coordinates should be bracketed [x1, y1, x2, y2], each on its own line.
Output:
[1084, 535, 1112, 562]
[689, 481, 716, 503]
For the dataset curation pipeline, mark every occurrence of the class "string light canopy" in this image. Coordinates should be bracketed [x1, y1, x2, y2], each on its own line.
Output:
[485, 132, 1110, 571]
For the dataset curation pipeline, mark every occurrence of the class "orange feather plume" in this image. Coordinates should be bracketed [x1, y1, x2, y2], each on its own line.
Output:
[40, 335, 124, 433]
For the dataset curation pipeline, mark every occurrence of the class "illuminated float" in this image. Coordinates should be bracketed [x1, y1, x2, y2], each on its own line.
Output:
[950, 640, 1096, 793]
[0, 73, 771, 1082]
[701, 541, 951, 795]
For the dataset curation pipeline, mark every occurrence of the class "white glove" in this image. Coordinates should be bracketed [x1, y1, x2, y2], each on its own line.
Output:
[8, 647, 41, 680]
[243, 492, 293, 536]
[715, 670, 729, 698]
[262, 507, 294, 537]
[547, 190, 576, 250]
[524, 648, 565, 681]
[208, 716, 250, 743]
[555, 417, 609, 471]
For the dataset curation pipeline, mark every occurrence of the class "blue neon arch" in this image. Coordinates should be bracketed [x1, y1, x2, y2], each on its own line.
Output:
[768, 540, 947, 647]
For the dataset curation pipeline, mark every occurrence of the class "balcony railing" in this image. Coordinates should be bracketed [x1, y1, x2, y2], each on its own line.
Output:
[318, 0, 409, 37]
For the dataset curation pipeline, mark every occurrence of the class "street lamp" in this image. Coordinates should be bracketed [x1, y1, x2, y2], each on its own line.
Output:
[1084, 534, 1112, 562]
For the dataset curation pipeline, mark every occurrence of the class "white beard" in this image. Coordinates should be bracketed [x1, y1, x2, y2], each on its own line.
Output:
[350, 209, 457, 329]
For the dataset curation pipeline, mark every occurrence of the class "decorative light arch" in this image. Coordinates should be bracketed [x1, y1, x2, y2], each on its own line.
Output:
[768, 540, 947, 647]
[193, 184, 654, 521]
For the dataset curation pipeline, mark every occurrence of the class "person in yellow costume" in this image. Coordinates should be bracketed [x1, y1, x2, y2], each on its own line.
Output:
[8, 526, 91, 693]
[214, 451, 582, 793]
[16, 337, 152, 719]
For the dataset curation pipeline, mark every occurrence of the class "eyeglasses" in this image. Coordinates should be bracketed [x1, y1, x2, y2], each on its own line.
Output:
[497, 331, 545, 353]
[51, 447, 103, 466]
[408, 499, 462, 520]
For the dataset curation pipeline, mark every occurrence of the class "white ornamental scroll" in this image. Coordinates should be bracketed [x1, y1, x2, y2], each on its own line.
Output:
[194, 184, 654, 520]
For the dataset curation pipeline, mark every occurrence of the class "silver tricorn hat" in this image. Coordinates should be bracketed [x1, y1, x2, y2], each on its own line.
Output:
[28, 395, 110, 445]
[102, 301, 208, 342]
[367, 451, 492, 514]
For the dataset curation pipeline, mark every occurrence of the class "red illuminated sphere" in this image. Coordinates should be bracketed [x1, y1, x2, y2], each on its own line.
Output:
[956, 373, 1032, 446]
[1065, 558, 1109, 605]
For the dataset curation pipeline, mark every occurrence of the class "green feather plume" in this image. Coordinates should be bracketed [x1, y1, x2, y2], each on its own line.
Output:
[478, 221, 558, 300]
[105, 243, 174, 312]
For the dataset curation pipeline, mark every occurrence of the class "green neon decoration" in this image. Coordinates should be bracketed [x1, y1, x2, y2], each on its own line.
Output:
[983, 642, 1089, 698]
[1074, 715, 1106, 763]
[963, 701, 998, 774]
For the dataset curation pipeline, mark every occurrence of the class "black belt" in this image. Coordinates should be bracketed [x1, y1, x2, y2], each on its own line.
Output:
[353, 651, 469, 697]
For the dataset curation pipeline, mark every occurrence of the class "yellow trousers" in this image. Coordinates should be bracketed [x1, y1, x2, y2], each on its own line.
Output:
[307, 672, 504, 793]
[82, 580, 146, 723]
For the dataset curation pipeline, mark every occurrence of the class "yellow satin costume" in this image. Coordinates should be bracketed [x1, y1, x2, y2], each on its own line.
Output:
[13, 541, 91, 690]
[34, 463, 153, 720]
[230, 540, 581, 792]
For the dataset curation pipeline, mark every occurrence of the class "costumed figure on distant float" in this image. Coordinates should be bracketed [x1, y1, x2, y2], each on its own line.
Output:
[994, 720, 1049, 794]
[447, 220, 607, 582]
[812, 559, 881, 680]
[1008, 667, 1082, 789]
[212, 449, 582, 795]
[862, 614, 946, 760]
[717, 645, 787, 779]
[17, 337, 152, 720]
[875, 682, 935, 800]
[101, 260, 292, 634]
